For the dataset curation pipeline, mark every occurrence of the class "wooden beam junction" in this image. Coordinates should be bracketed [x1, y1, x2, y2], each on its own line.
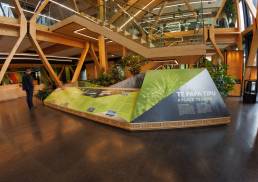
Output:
[28, 0, 63, 87]
[71, 42, 89, 83]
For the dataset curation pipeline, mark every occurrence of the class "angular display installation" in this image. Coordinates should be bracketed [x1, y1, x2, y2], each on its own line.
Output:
[44, 69, 230, 130]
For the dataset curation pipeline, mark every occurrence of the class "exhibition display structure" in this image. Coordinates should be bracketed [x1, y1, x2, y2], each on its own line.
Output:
[44, 69, 231, 130]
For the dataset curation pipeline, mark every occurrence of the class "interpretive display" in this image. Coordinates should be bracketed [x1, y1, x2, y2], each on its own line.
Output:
[44, 69, 231, 130]
[45, 87, 139, 122]
[133, 69, 229, 122]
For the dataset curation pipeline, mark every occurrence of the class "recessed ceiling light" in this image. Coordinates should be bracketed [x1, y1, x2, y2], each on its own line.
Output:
[74, 28, 98, 40]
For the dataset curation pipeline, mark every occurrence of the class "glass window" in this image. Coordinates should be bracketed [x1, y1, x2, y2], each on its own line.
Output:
[0, 2, 14, 17]
[0, 5, 3, 16]
[239, 1, 245, 31]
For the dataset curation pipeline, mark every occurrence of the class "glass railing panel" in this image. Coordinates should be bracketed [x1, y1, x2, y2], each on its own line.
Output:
[77, 1, 99, 19]
[0, 1, 18, 18]
[35, 0, 75, 26]
[0, 0, 75, 26]
[18, 0, 38, 19]
[139, 10, 205, 47]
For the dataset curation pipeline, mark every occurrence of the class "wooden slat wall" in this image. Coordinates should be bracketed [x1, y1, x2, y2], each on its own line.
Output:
[226, 50, 243, 96]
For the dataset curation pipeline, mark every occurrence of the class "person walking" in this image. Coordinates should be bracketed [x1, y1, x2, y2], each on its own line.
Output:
[22, 69, 34, 110]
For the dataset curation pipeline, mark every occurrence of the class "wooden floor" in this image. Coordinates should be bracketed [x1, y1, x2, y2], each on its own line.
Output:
[0, 97, 258, 182]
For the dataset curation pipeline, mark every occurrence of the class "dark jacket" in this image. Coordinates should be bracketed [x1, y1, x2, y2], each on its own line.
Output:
[22, 74, 34, 91]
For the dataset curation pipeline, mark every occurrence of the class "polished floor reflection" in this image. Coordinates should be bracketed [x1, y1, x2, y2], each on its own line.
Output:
[0, 97, 257, 182]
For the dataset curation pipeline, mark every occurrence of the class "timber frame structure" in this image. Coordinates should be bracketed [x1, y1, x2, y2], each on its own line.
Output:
[0, 0, 257, 88]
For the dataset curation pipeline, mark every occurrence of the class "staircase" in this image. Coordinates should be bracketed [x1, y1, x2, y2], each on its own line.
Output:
[153, 60, 180, 70]
[50, 14, 206, 59]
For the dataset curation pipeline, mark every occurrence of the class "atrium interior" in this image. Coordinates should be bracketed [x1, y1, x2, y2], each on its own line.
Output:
[0, 0, 258, 181]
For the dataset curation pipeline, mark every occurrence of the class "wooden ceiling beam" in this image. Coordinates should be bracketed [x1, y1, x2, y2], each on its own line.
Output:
[0, 16, 19, 27]
[36, 30, 85, 48]
[0, 16, 20, 37]
[43, 44, 71, 54]
[0, 25, 19, 37]
[0, 17, 85, 49]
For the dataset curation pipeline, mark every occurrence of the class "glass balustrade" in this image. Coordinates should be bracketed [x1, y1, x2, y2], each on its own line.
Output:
[0, 1, 17, 18]
[76, 0, 207, 48]
[34, 0, 75, 26]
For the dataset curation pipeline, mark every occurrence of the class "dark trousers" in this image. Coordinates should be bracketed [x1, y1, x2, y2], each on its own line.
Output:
[26, 89, 34, 109]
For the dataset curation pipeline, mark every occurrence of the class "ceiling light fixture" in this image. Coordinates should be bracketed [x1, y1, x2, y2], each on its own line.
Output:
[74, 28, 113, 43]
[74, 28, 98, 40]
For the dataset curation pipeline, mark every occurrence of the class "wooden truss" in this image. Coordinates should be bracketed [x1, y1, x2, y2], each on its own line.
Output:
[0, 0, 105, 87]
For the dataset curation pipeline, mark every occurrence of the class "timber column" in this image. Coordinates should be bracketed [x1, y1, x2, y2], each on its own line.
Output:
[98, 0, 108, 73]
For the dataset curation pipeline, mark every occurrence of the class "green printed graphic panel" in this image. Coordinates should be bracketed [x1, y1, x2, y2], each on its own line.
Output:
[45, 87, 138, 122]
[132, 69, 203, 119]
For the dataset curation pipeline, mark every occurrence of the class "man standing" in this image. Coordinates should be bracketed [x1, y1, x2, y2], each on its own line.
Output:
[22, 69, 34, 110]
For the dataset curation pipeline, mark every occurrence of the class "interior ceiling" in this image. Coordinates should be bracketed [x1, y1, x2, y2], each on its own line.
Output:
[0, 0, 232, 59]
